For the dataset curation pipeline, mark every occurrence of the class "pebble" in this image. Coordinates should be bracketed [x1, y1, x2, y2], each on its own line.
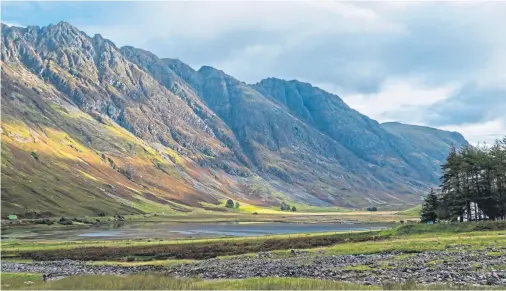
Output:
[1, 249, 505, 286]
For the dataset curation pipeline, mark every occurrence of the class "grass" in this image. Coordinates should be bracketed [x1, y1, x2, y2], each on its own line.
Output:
[323, 231, 506, 256]
[5, 230, 389, 261]
[5, 221, 506, 262]
[392, 253, 416, 260]
[1, 229, 374, 253]
[1, 274, 503, 290]
[3, 222, 506, 290]
[391, 220, 506, 235]
[397, 205, 421, 217]
[1, 272, 42, 290]
[344, 265, 372, 271]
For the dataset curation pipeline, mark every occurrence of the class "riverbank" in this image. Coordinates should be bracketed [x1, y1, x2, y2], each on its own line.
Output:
[1, 210, 414, 241]
[1, 209, 417, 229]
[2, 222, 505, 290]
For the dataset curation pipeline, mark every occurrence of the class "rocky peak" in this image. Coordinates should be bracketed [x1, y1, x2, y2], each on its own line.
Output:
[1, 21, 471, 212]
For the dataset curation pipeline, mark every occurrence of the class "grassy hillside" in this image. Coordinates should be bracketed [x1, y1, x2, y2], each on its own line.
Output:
[397, 205, 422, 217]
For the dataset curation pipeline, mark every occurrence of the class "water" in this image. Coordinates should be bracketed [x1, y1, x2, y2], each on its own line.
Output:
[2, 222, 390, 241]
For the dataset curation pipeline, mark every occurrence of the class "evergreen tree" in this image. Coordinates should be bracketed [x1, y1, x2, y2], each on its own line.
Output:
[421, 188, 439, 223]
[437, 136, 506, 222]
[439, 145, 465, 221]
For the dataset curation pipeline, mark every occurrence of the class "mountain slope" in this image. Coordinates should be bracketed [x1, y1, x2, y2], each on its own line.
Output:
[381, 122, 468, 166]
[1, 22, 468, 216]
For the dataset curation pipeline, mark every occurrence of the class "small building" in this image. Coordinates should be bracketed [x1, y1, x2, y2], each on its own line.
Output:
[7, 215, 17, 220]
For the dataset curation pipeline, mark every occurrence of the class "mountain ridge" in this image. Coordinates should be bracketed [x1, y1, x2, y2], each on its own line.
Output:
[1, 21, 468, 216]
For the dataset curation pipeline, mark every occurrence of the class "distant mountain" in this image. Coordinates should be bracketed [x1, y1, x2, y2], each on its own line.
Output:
[1, 22, 468, 217]
[381, 122, 468, 166]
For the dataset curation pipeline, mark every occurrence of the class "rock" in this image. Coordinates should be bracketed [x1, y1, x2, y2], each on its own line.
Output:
[2, 248, 505, 287]
[487, 277, 499, 285]
[1, 21, 469, 216]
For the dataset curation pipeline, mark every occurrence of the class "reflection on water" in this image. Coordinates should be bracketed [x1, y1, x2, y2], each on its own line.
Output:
[2, 222, 391, 241]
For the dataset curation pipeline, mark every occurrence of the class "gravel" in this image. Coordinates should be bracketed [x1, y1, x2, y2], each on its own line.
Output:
[2, 247, 505, 286]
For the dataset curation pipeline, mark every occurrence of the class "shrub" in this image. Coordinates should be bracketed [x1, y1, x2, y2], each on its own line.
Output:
[58, 217, 73, 225]
[225, 199, 235, 208]
[235, 201, 240, 209]
[125, 256, 135, 262]
[291, 206, 297, 212]
[35, 218, 53, 225]
[30, 151, 39, 161]
[58, 219, 73, 225]
[280, 202, 291, 211]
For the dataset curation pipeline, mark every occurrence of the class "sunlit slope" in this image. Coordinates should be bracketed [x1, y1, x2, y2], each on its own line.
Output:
[1, 64, 219, 216]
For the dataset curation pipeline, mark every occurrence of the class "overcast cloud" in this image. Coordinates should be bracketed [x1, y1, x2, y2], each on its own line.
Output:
[2, 1, 505, 144]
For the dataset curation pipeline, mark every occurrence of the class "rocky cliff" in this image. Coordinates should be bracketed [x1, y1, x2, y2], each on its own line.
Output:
[1, 22, 468, 216]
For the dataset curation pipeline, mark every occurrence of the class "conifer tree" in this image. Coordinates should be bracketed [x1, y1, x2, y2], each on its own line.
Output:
[436, 136, 506, 222]
[421, 188, 439, 223]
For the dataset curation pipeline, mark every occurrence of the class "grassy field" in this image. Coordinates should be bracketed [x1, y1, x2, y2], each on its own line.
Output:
[3, 221, 506, 261]
[2, 273, 504, 290]
[396, 205, 422, 217]
[2, 207, 417, 228]
[2, 221, 506, 290]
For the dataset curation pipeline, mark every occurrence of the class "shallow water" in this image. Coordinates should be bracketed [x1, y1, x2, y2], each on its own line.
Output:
[2, 222, 390, 241]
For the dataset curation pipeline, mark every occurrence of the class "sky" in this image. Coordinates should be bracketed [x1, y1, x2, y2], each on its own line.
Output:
[2, 1, 505, 144]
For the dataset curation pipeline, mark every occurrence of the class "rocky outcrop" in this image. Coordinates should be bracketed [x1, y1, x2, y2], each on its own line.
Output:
[1, 21, 469, 215]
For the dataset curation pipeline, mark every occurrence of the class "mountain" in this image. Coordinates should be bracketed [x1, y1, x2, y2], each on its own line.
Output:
[1, 22, 468, 217]
[381, 122, 468, 167]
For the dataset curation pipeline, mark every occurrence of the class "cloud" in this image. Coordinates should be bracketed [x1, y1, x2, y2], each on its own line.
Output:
[440, 118, 506, 146]
[426, 84, 506, 126]
[336, 79, 459, 124]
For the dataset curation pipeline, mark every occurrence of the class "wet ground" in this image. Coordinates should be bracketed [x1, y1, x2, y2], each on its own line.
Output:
[1, 222, 390, 241]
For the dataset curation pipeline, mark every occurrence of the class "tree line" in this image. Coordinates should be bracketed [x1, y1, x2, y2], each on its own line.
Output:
[421, 137, 506, 223]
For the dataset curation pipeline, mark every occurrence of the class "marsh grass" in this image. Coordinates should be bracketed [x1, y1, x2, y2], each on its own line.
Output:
[5, 230, 389, 261]
[4, 222, 506, 262]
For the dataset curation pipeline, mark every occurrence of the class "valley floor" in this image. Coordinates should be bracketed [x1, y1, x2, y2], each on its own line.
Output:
[1, 221, 506, 290]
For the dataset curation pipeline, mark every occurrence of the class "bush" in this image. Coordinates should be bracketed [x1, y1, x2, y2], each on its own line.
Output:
[58, 217, 73, 225]
[30, 151, 39, 161]
[114, 215, 125, 221]
[280, 202, 291, 211]
[58, 219, 73, 226]
[225, 199, 235, 208]
[235, 201, 240, 209]
[35, 218, 53, 225]
[124, 256, 135, 262]
[367, 206, 377, 211]
[291, 206, 297, 212]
